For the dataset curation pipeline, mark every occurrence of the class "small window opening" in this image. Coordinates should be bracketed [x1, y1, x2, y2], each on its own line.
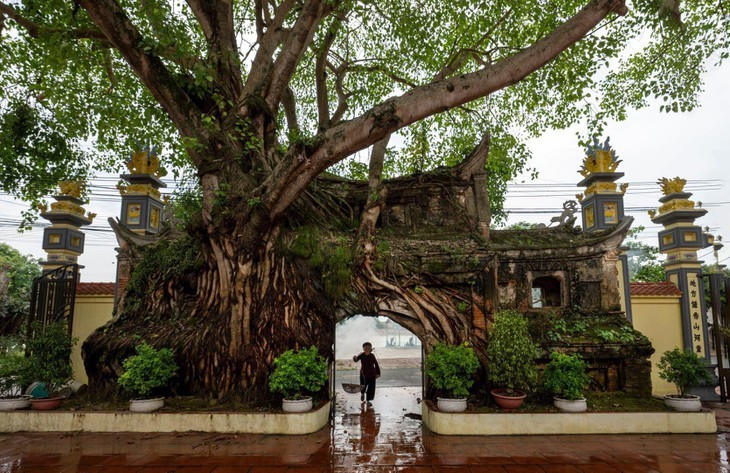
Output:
[531, 276, 562, 308]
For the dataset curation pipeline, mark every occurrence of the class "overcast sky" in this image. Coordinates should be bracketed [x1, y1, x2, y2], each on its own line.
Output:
[0, 64, 727, 282]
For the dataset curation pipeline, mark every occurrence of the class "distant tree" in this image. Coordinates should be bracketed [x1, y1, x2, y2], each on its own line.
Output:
[0, 244, 41, 335]
[625, 227, 665, 283]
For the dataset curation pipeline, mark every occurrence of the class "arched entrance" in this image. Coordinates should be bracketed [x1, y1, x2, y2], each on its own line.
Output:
[333, 315, 424, 417]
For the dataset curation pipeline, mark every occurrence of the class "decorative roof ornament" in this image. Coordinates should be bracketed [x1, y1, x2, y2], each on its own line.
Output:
[126, 141, 166, 178]
[657, 177, 687, 196]
[579, 136, 622, 177]
[58, 180, 86, 199]
[549, 200, 578, 228]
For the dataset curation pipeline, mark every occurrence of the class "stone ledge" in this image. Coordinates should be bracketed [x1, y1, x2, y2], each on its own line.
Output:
[422, 402, 717, 435]
[0, 401, 330, 435]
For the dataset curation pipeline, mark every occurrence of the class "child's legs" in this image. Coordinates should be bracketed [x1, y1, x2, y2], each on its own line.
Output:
[365, 377, 376, 401]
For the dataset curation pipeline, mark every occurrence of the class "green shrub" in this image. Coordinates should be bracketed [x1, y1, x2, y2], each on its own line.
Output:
[0, 335, 27, 396]
[118, 342, 178, 398]
[486, 309, 538, 395]
[657, 348, 712, 397]
[543, 352, 591, 400]
[269, 346, 328, 399]
[23, 322, 76, 395]
[425, 342, 480, 398]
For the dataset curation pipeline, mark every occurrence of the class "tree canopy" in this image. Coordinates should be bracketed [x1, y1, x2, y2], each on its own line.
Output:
[0, 0, 727, 224]
[0, 243, 41, 335]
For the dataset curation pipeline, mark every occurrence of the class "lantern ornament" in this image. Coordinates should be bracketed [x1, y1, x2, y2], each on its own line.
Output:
[118, 144, 167, 235]
[576, 137, 627, 232]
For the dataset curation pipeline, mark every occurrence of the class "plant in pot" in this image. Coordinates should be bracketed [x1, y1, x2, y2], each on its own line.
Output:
[486, 309, 538, 410]
[0, 335, 32, 410]
[24, 322, 76, 410]
[425, 342, 479, 412]
[543, 352, 591, 413]
[657, 348, 712, 412]
[269, 346, 328, 413]
[118, 341, 178, 413]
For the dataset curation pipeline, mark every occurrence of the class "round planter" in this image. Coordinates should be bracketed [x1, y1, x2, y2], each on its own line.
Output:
[664, 394, 702, 412]
[0, 395, 32, 411]
[490, 388, 527, 411]
[553, 397, 587, 413]
[30, 397, 64, 410]
[129, 398, 165, 413]
[437, 397, 467, 413]
[282, 397, 313, 413]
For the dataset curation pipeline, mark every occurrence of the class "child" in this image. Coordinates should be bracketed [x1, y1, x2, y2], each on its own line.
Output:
[353, 342, 381, 406]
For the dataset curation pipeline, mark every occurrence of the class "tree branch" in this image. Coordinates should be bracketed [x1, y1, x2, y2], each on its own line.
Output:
[265, 0, 628, 218]
[0, 1, 106, 41]
[185, 0, 243, 99]
[76, 0, 205, 165]
[282, 86, 299, 133]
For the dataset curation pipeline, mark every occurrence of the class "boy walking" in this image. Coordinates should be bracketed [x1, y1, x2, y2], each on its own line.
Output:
[353, 342, 381, 406]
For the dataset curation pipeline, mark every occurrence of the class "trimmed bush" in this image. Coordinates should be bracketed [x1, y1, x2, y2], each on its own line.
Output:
[543, 352, 591, 400]
[269, 346, 328, 399]
[425, 342, 479, 398]
[118, 342, 178, 398]
[657, 348, 712, 397]
[23, 322, 76, 395]
[486, 309, 538, 395]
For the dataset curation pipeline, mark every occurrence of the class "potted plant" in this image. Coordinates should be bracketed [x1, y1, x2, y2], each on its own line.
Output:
[0, 335, 31, 410]
[657, 348, 712, 412]
[269, 346, 328, 412]
[543, 352, 591, 412]
[24, 322, 75, 410]
[118, 341, 177, 412]
[486, 309, 538, 410]
[425, 342, 479, 412]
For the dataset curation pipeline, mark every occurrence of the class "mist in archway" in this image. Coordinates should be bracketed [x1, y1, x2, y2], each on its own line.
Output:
[335, 315, 421, 360]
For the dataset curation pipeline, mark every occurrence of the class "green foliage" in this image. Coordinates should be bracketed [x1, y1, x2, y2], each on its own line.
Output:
[269, 347, 328, 399]
[0, 102, 89, 228]
[626, 227, 666, 282]
[125, 236, 200, 302]
[0, 1, 726, 227]
[425, 342, 480, 398]
[546, 313, 588, 343]
[657, 348, 712, 397]
[0, 335, 27, 396]
[597, 325, 636, 343]
[170, 186, 203, 231]
[487, 310, 538, 394]
[118, 342, 178, 398]
[23, 322, 76, 394]
[543, 352, 591, 401]
[289, 227, 353, 299]
[0, 244, 41, 334]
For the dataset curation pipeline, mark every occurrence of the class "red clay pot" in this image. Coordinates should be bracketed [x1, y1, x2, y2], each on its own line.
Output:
[30, 397, 64, 411]
[490, 389, 527, 411]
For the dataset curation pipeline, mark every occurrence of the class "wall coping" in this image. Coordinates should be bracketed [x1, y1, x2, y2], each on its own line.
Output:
[0, 401, 330, 435]
[422, 401, 716, 435]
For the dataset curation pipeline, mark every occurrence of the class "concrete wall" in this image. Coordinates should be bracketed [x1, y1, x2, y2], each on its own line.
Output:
[71, 294, 114, 383]
[631, 294, 683, 396]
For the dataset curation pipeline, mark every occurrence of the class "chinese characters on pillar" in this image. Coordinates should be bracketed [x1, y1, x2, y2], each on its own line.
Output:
[687, 274, 705, 356]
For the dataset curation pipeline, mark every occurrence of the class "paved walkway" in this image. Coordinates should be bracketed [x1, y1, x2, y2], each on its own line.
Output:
[1, 387, 729, 472]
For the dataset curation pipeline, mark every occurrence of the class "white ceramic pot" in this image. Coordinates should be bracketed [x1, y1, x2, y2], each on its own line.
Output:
[0, 395, 32, 411]
[282, 397, 313, 413]
[437, 397, 467, 413]
[664, 394, 702, 412]
[129, 398, 165, 413]
[553, 397, 587, 413]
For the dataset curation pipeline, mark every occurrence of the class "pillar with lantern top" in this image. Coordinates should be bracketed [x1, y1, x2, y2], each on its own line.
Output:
[39, 180, 95, 273]
[649, 177, 714, 360]
[117, 144, 167, 235]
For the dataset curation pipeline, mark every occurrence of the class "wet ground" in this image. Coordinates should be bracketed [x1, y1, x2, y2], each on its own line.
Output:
[1, 386, 729, 472]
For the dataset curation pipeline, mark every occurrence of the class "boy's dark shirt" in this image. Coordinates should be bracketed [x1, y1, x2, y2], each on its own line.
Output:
[355, 352, 381, 378]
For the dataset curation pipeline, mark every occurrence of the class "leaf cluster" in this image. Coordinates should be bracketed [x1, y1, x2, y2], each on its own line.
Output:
[657, 348, 712, 397]
[0, 335, 26, 396]
[118, 341, 178, 398]
[268, 346, 328, 399]
[425, 342, 480, 398]
[487, 309, 538, 394]
[24, 321, 76, 394]
[0, 243, 41, 333]
[543, 352, 591, 401]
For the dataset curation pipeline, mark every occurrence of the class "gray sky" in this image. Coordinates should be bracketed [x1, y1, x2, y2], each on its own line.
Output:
[1, 64, 727, 282]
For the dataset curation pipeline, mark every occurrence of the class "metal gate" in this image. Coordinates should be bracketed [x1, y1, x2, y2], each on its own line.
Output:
[27, 264, 79, 338]
[709, 274, 730, 402]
